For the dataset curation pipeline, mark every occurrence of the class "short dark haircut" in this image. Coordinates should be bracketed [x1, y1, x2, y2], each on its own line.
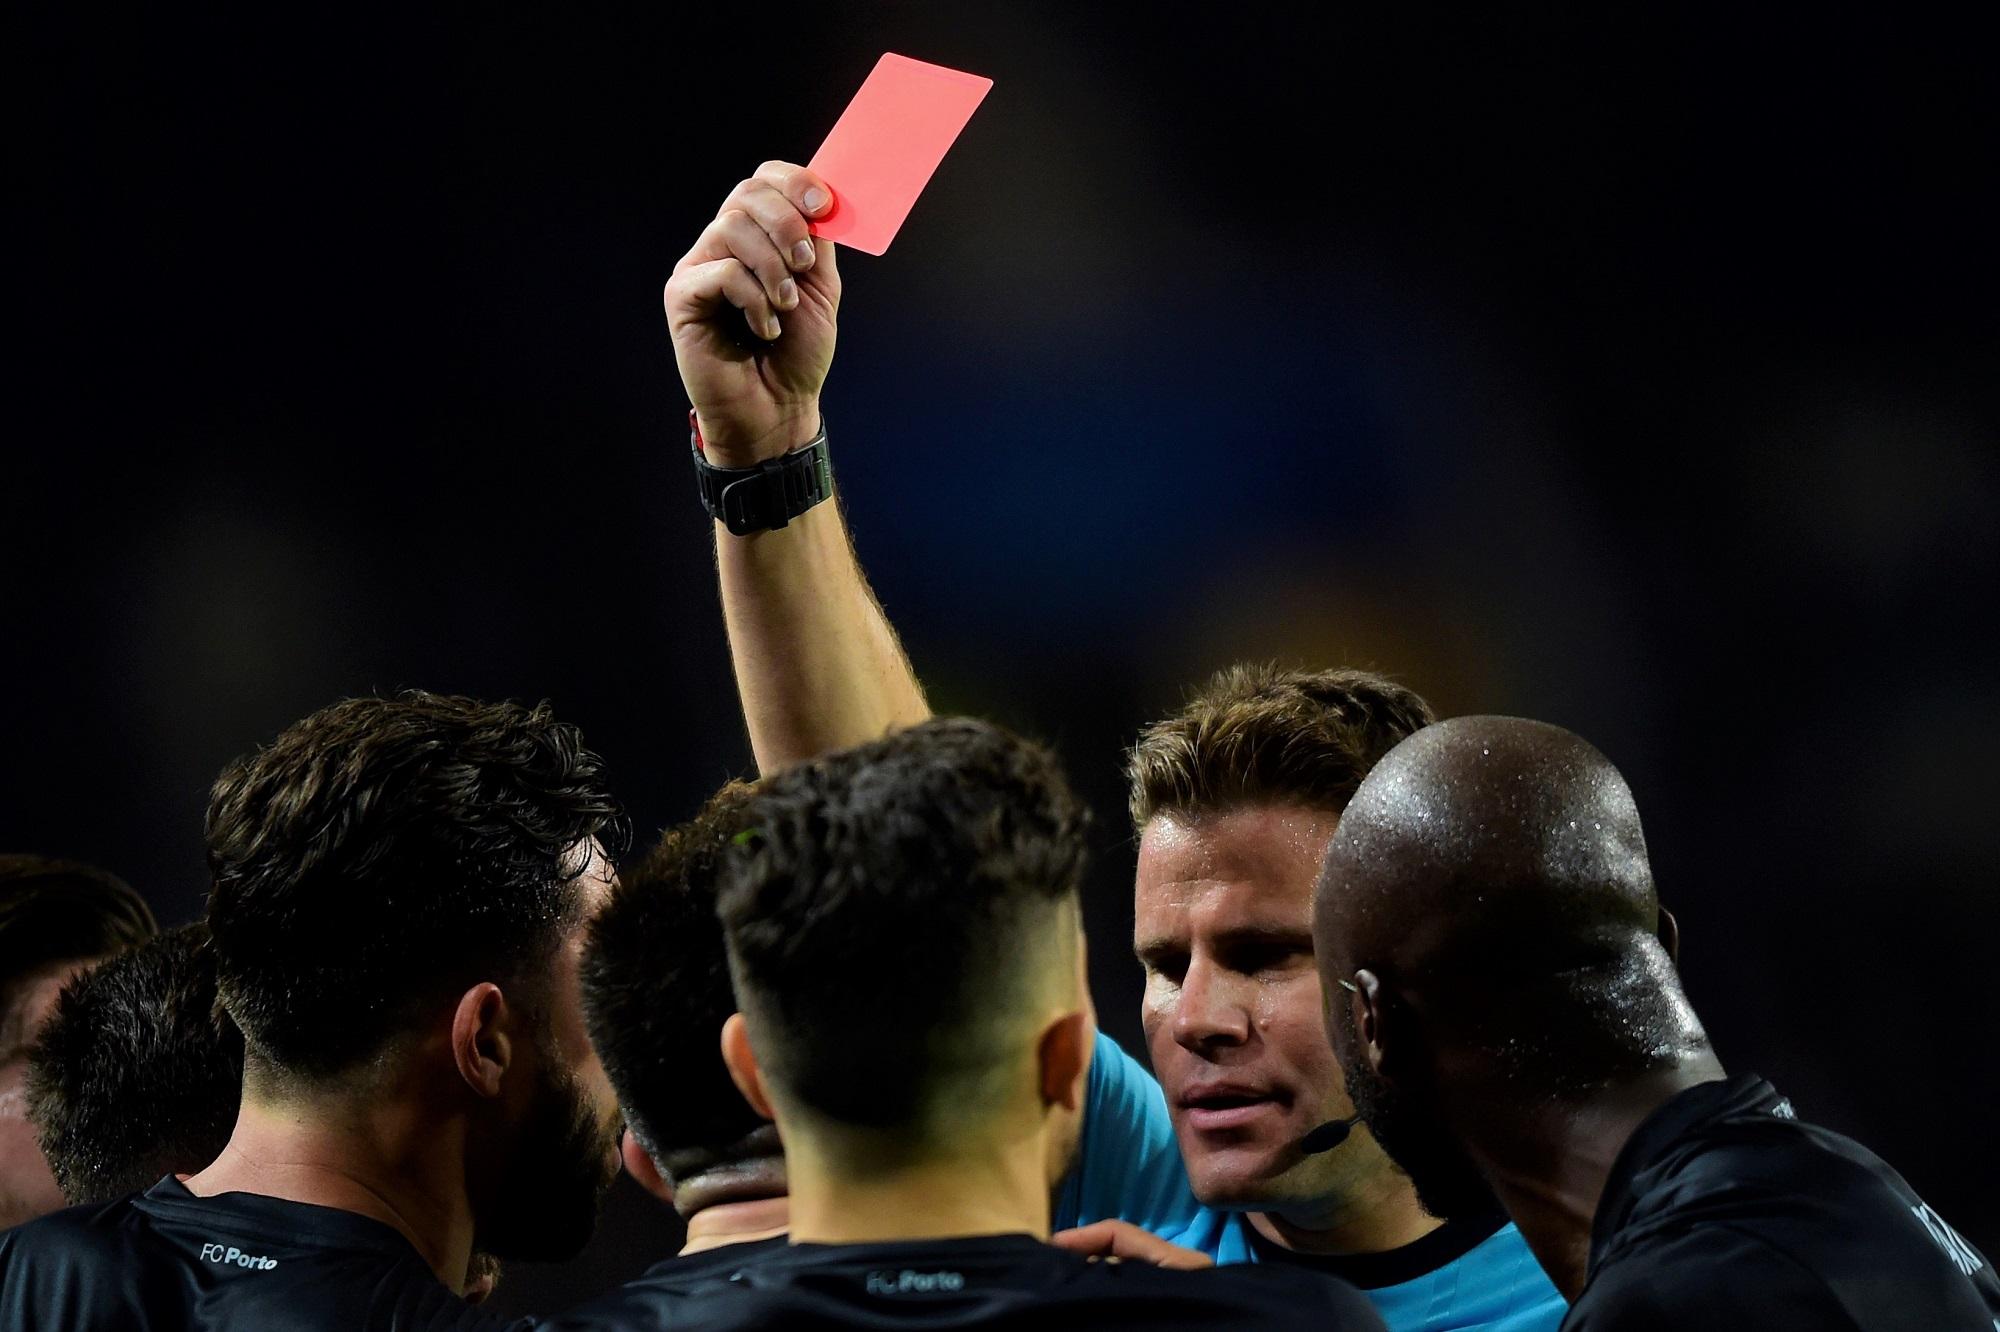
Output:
[580, 781, 770, 1184]
[1125, 663, 1436, 828]
[719, 718, 1090, 1139]
[26, 924, 243, 1204]
[1, 856, 156, 1008]
[205, 692, 624, 1082]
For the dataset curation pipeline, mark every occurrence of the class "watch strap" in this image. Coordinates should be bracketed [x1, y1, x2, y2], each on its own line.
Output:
[691, 412, 833, 536]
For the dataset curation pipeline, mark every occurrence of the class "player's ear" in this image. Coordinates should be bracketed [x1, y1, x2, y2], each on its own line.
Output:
[620, 1129, 674, 1207]
[719, 1012, 777, 1121]
[450, 982, 510, 1099]
[1657, 907, 1682, 964]
[1352, 969, 1392, 1079]
[1037, 1009, 1091, 1113]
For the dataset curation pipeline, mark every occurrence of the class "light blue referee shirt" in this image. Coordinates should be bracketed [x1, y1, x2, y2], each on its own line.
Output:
[1056, 1033, 1567, 1332]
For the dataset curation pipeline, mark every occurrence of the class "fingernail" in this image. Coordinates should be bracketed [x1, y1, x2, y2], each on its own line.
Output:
[791, 239, 816, 269]
[802, 187, 829, 215]
[777, 277, 798, 307]
[765, 315, 782, 339]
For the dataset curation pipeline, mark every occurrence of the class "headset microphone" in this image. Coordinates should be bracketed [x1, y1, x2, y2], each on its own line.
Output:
[1298, 1114, 1363, 1155]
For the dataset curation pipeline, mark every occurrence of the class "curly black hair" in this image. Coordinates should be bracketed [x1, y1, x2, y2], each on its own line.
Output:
[27, 924, 242, 1203]
[205, 692, 624, 1080]
[719, 718, 1089, 1137]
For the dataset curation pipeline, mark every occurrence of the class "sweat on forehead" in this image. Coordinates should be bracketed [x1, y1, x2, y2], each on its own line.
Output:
[1314, 716, 1657, 977]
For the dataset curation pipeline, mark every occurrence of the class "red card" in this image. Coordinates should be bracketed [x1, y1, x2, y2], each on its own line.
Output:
[807, 54, 994, 256]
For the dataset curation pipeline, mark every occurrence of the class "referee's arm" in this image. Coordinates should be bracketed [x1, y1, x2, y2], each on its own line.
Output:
[665, 159, 931, 774]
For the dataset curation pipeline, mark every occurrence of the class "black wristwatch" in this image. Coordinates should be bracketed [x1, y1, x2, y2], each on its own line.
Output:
[690, 410, 834, 536]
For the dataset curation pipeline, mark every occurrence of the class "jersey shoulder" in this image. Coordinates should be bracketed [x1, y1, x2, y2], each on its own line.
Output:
[1606, 1115, 1998, 1322]
[531, 1241, 787, 1331]
[1, 1191, 503, 1332]
[1, 1192, 145, 1248]
[1569, 1226, 1852, 1331]
[0, 1195, 150, 1318]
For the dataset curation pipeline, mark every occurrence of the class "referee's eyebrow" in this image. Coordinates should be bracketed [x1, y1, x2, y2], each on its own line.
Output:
[1134, 925, 1313, 965]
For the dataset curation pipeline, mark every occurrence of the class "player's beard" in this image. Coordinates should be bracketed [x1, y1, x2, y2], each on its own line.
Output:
[476, 1060, 623, 1262]
[1330, 1003, 1495, 1222]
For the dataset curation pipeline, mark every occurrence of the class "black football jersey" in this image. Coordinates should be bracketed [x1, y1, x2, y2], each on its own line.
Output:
[0, 1175, 503, 1331]
[534, 1230, 1385, 1330]
[1568, 1074, 1999, 1330]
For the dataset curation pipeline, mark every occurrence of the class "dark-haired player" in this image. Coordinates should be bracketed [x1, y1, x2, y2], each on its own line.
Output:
[25, 923, 243, 1206]
[18, 920, 506, 1303]
[19, 921, 507, 1303]
[582, 778, 1217, 1288]
[544, 718, 1383, 1329]
[659, 160, 1564, 1329]
[0, 693, 625, 1328]
[578, 780, 788, 1267]
[1314, 716, 2000, 1328]
[1, 855, 156, 1229]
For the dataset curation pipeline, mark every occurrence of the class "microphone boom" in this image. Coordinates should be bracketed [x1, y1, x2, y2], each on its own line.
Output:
[1298, 1115, 1361, 1154]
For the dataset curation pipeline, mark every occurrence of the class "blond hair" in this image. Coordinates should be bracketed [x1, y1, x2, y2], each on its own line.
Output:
[1125, 663, 1435, 828]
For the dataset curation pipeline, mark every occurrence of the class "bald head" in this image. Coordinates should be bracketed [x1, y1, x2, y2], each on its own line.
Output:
[1316, 717, 1707, 1101]
[1317, 717, 1658, 983]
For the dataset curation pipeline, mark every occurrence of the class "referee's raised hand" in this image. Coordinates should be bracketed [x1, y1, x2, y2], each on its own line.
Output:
[666, 160, 841, 468]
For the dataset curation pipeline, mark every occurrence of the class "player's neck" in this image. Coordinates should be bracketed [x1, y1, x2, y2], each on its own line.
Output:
[184, 1082, 476, 1295]
[1473, 1057, 1727, 1298]
[675, 1157, 790, 1253]
[680, 1196, 791, 1254]
[783, 1131, 1051, 1246]
[1247, 1159, 1442, 1255]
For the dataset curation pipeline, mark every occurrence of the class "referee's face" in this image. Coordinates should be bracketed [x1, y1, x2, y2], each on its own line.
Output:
[1135, 804, 1388, 1214]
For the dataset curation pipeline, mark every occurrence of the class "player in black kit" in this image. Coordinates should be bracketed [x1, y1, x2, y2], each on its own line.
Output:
[0, 693, 626, 1329]
[1312, 715, 2000, 1329]
[542, 718, 1384, 1330]
[24, 924, 244, 1206]
[16, 918, 509, 1305]
[578, 780, 789, 1268]
[0, 855, 156, 1229]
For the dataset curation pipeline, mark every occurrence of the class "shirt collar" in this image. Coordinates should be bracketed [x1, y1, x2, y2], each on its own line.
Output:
[136, 1175, 434, 1261]
[1248, 1209, 1509, 1289]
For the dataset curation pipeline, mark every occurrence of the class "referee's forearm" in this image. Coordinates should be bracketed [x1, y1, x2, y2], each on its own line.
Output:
[716, 497, 932, 774]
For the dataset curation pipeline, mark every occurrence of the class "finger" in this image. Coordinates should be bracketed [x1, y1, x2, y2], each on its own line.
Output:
[711, 208, 798, 310]
[1050, 1224, 1116, 1257]
[1141, 1243, 1212, 1271]
[1052, 1222, 1211, 1270]
[667, 257, 780, 341]
[752, 159, 834, 223]
[729, 181, 820, 275]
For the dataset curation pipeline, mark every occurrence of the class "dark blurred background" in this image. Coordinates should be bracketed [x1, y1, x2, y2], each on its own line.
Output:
[10, 1, 1996, 1314]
